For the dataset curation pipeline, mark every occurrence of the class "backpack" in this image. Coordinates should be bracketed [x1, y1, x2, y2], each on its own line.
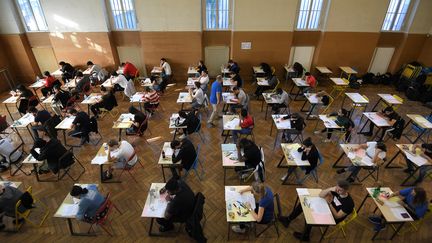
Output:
[406, 86, 420, 101]
[362, 73, 375, 84]
[349, 81, 360, 89]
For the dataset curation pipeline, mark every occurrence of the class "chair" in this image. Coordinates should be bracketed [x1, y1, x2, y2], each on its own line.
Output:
[190, 114, 205, 143]
[183, 144, 204, 181]
[87, 192, 122, 236]
[297, 149, 324, 184]
[355, 165, 380, 183]
[405, 115, 432, 143]
[185, 192, 207, 242]
[397, 203, 432, 235]
[118, 157, 144, 183]
[126, 117, 150, 144]
[255, 193, 280, 238]
[324, 208, 358, 239]
[54, 149, 85, 181]
[241, 147, 265, 183]
[99, 106, 119, 118]
[8, 143, 29, 176]
[270, 78, 281, 93]
[14, 186, 50, 231]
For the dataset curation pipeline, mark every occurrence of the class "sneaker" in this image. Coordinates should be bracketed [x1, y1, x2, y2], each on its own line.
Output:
[373, 223, 386, 232]
[280, 174, 287, 181]
[293, 231, 310, 241]
[368, 215, 382, 225]
[336, 169, 345, 174]
[231, 225, 246, 234]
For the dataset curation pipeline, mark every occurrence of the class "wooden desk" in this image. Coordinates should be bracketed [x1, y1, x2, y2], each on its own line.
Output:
[370, 94, 403, 111]
[0, 181, 22, 188]
[358, 112, 392, 140]
[339, 66, 357, 80]
[256, 77, 269, 86]
[22, 148, 44, 181]
[221, 67, 230, 78]
[292, 188, 336, 241]
[270, 114, 292, 148]
[316, 66, 332, 74]
[101, 78, 115, 89]
[404, 114, 432, 143]
[55, 116, 75, 147]
[81, 93, 102, 115]
[187, 67, 199, 77]
[222, 78, 236, 91]
[177, 92, 192, 110]
[277, 143, 310, 185]
[51, 69, 63, 77]
[169, 113, 187, 140]
[141, 183, 168, 236]
[225, 185, 256, 240]
[284, 65, 296, 81]
[252, 66, 265, 77]
[151, 67, 163, 76]
[222, 92, 236, 113]
[140, 78, 153, 88]
[63, 79, 77, 90]
[54, 184, 99, 236]
[289, 78, 309, 101]
[157, 142, 181, 182]
[186, 77, 199, 88]
[260, 93, 279, 120]
[112, 113, 134, 141]
[91, 144, 122, 183]
[10, 113, 35, 143]
[2, 95, 20, 121]
[130, 92, 146, 111]
[222, 144, 245, 185]
[357, 187, 413, 240]
[300, 93, 323, 120]
[222, 115, 241, 143]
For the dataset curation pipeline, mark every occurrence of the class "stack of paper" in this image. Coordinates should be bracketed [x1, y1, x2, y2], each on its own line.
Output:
[225, 118, 240, 129]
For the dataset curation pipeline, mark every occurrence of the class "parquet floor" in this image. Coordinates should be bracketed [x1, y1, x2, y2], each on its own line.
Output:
[0, 76, 431, 243]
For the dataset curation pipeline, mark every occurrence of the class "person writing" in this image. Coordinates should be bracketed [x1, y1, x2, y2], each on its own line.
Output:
[104, 139, 138, 180]
[403, 144, 432, 185]
[230, 87, 248, 113]
[67, 108, 91, 145]
[126, 106, 147, 135]
[40, 71, 57, 97]
[232, 109, 254, 144]
[303, 72, 317, 93]
[271, 88, 289, 114]
[176, 110, 200, 139]
[170, 138, 197, 179]
[70, 185, 105, 222]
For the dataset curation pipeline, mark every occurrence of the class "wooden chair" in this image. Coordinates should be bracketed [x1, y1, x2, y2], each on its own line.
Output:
[87, 192, 122, 236]
[324, 208, 358, 239]
[14, 186, 50, 231]
[254, 193, 280, 238]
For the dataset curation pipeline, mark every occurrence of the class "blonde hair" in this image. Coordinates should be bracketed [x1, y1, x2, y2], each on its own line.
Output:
[216, 75, 222, 81]
[251, 182, 266, 199]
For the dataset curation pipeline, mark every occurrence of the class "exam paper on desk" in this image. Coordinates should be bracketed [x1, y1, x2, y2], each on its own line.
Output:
[225, 189, 256, 210]
[225, 118, 240, 128]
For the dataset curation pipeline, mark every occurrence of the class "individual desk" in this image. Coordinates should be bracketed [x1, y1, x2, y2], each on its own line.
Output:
[300, 93, 323, 120]
[261, 93, 279, 120]
[151, 67, 163, 76]
[341, 93, 369, 118]
[177, 92, 192, 110]
[55, 116, 75, 147]
[141, 182, 168, 236]
[63, 79, 77, 91]
[2, 95, 20, 121]
[169, 113, 186, 140]
[358, 112, 392, 140]
[225, 185, 256, 240]
[140, 78, 153, 88]
[54, 183, 99, 236]
[252, 66, 265, 77]
[339, 66, 357, 80]
[187, 67, 199, 77]
[316, 66, 332, 76]
[0, 181, 22, 188]
[277, 143, 310, 185]
[314, 115, 343, 135]
[10, 113, 35, 143]
[222, 115, 240, 143]
[221, 67, 230, 78]
[292, 188, 336, 241]
[157, 142, 181, 182]
[22, 148, 44, 181]
[329, 78, 349, 98]
[41, 94, 56, 110]
[112, 113, 134, 141]
[289, 78, 309, 101]
[51, 69, 63, 77]
[222, 92, 236, 113]
[91, 144, 121, 183]
[385, 144, 431, 185]
[29, 80, 45, 97]
[404, 114, 432, 143]
[284, 65, 296, 81]
[256, 77, 270, 87]
[81, 93, 102, 115]
[82, 69, 91, 75]
[186, 77, 199, 88]
[222, 144, 244, 185]
[101, 78, 115, 89]
[370, 94, 403, 112]
[222, 78, 236, 91]
[130, 92, 145, 111]
[357, 187, 413, 240]
[270, 114, 292, 147]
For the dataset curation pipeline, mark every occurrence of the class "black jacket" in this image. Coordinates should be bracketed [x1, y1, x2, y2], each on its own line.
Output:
[172, 138, 196, 170]
[186, 192, 207, 243]
[298, 145, 319, 174]
[179, 112, 200, 134]
[31, 138, 68, 174]
[54, 90, 71, 108]
[165, 181, 195, 222]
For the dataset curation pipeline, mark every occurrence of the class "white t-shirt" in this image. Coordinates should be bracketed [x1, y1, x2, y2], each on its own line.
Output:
[366, 142, 386, 160]
[192, 88, 205, 105]
[199, 76, 209, 90]
[162, 62, 172, 75]
[113, 141, 137, 166]
[113, 75, 128, 89]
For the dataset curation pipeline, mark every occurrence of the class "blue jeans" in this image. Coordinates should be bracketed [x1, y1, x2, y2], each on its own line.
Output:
[232, 128, 252, 143]
[346, 165, 361, 180]
[406, 159, 432, 182]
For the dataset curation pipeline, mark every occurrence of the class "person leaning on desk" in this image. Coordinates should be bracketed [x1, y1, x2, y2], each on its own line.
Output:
[404, 144, 432, 184]
[70, 185, 104, 222]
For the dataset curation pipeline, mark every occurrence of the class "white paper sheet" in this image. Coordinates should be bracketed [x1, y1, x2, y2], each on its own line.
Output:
[225, 188, 256, 210]
[308, 197, 331, 214]
[296, 188, 310, 196]
[405, 152, 429, 166]
[225, 118, 240, 129]
[91, 156, 107, 165]
[60, 204, 79, 217]
[384, 200, 400, 208]
[390, 207, 410, 220]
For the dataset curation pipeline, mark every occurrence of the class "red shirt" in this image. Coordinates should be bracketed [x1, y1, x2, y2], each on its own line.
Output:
[44, 76, 56, 88]
[240, 115, 254, 128]
[306, 75, 317, 88]
[123, 62, 138, 77]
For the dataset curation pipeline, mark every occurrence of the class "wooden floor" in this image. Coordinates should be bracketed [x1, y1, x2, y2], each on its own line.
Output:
[1, 76, 431, 243]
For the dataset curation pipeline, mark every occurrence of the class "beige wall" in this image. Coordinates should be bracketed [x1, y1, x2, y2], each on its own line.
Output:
[0, 0, 24, 34]
[408, 0, 432, 33]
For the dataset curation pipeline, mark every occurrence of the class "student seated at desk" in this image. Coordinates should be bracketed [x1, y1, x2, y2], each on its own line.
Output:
[143, 87, 160, 114]
[67, 108, 91, 145]
[40, 71, 57, 97]
[232, 109, 254, 144]
[271, 88, 289, 114]
[160, 58, 172, 90]
[52, 84, 71, 110]
[230, 71, 243, 88]
[303, 72, 317, 93]
[254, 73, 277, 97]
[104, 139, 138, 180]
[337, 142, 386, 183]
[280, 137, 319, 182]
[0, 137, 23, 172]
[259, 62, 272, 76]
[86, 61, 108, 85]
[189, 82, 205, 110]
[236, 138, 264, 181]
[90, 86, 117, 117]
[157, 178, 195, 232]
[0, 183, 25, 230]
[230, 87, 248, 113]
[70, 185, 105, 222]
[196, 60, 207, 74]
[315, 108, 353, 143]
[59, 61, 75, 82]
[121, 61, 138, 79]
[126, 106, 147, 135]
[28, 106, 51, 139]
[30, 129, 68, 174]
[176, 110, 200, 140]
[170, 138, 197, 179]
[360, 106, 399, 139]
[231, 182, 274, 234]
[15, 84, 38, 115]
[281, 113, 305, 143]
[74, 71, 91, 95]
[197, 70, 210, 93]
[109, 71, 128, 92]
[309, 90, 330, 117]
[368, 187, 429, 231]
[279, 180, 354, 241]
[228, 59, 240, 74]
[404, 144, 432, 184]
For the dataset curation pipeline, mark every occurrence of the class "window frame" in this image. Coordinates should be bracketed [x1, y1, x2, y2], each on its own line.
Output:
[15, 0, 48, 32]
[202, 0, 232, 31]
[381, 0, 413, 32]
[295, 0, 325, 31]
[107, 0, 138, 31]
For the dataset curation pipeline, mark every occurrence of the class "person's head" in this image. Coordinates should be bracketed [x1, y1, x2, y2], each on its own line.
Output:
[100, 86, 108, 94]
[202, 70, 208, 76]
[53, 84, 61, 93]
[160, 58, 167, 64]
[194, 81, 201, 89]
[276, 88, 283, 95]
[67, 108, 78, 115]
[199, 60, 204, 66]
[178, 111, 187, 118]
[128, 105, 139, 114]
[232, 86, 240, 94]
[16, 84, 26, 92]
[376, 142, 387, 152]
[170, 140, 181, 150]
[165, 178, 180, 195]
[86, 61, 94, 67]
[335, 180, 350, 195]
[383, 106, 394, 115]
[240, 108, 248, 118]
[43, 71, 51, 77]
[111, 71, 118, 77]
[339, 108, 348, 117]
[228, 59, 234, 65]
[216, 75, 222, 82]
[302, 137, 313, 148]
[75, 71, 83, 78]
[412, 187, 427, 206]
[305, 72, 311, 76]
[27, 106, 38, 115]
[120, 62, 126, 67]
[251, 182, 266, 199]
[59, 61, 66, 67]
[107, 139, 119, 150]
[238, 138, 253, 148]
[70, 185, 89, 199]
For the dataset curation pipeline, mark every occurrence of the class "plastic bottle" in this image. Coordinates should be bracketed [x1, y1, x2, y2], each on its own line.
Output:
[162, 151, 166, 159]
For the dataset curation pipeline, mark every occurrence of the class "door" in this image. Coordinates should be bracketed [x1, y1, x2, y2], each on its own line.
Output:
[32, 47, 58, 75]
[289, 46, 315, 72]
[204, 46, 230, 77]
[369, 47, 395, 74]
[117, 47, 146, 76]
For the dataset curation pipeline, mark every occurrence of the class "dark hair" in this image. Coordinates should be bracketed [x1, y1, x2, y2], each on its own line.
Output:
[341, 108, 348, 117]
[232, 86, 239, 91]
[107, 139, 119, 147]
[422, 144, 432, 151]
[276, 88, 283, 94]
[27, 106, 38, 113]
[128, 105, 139, 114]
[241, 108, 248, 117]
[376, 142, 387, 152]
[111, 71, 118, 77]
[228, 59, 234, 63]
[178, 111, 187, 118]
[199, 60, 204, 65]
[16, 84, 26, 91]
[194, 81, 201, 89]
[70, 185, 88, 197]
[43, 71, 50, 76]
[75, 71, 83, 78]
[239, 138, 253, 148]
[383, 106, 394, 113]
[53, 84, 61, 90]
[86, 61, 93, 66]
[337, 180, 350, 190]
[100, 86, 107, 92]
[413, 187, 427, 206]
[305, 72, 311, 76]
[170, 140, 180, 149]
[302, 137, 313, 147]
[165, 178, 179, 193]
[121, 62, 126, 66]
[161, 58, 166, 62]
[59, 61, 66, 66]
[68, 108, 77, 115]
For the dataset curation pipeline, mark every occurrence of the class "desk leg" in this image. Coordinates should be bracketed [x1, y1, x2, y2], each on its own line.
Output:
[385, 150, 402, 168]
[87, 104, 90, 116]
[269, 122, 273, 136]
[100, 164, 104, 182]
[265, 104, 269, 120]
[401, 166, 420, 186]
[332, 152, 347, 168]
[390, 222, 404, 240]
[34, 164, 41, 182]
[224, 130, 231, 143]
[319, 226, 329, 242]
[306, 104, 316, 120]
[340, 95, 347, 109]
[277, 155, 285, 168]
[173, 128, 178, 140]
[260, 99, 264, 112]
[358, 118, 370, 134]
[67, 218, 75, 235]
[5, 104, 14, 121]
[148, 218, 155, 236]
[118, 129, 122, 141]
[273, 131, 279, 149]
[161, 165, 166, 182]
[370, 98, 382, 112]
[300, 100, 308, 112]
[14, 128, 24, 144]
[227, 222, 231, 241]
[411, 129, 426, 144]
[358, 194, 370, 212]
[63, 130, 68, 147]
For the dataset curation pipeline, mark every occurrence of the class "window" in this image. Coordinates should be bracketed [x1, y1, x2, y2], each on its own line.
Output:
[205, 0, 231, 30]
[382, 0, 411, 31]
[109, 0, 137, 30]
[296, 0, 324, 30]
[16, 0, 48, 31]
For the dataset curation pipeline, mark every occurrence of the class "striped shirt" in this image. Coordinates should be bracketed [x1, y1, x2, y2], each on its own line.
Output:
[144, 91, 160, 104]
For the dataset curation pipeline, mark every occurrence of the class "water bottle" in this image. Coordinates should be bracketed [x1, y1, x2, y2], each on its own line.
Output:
[162, 150, 166, 159]
[36, 76, 40, 82]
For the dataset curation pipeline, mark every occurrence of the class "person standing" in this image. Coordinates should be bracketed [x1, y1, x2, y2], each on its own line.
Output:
[207, 75, 223, 127]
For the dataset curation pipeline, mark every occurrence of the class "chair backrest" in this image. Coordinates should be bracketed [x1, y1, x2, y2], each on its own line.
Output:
[89, 116, 99, 133]
[317, 149, 324, 166]
[191, 144, 201, 170]
[253, 147, 266, 182]
[93, 192, 113, 225]
[58, 150, 75, 170]
[274, 193, 282, 218]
